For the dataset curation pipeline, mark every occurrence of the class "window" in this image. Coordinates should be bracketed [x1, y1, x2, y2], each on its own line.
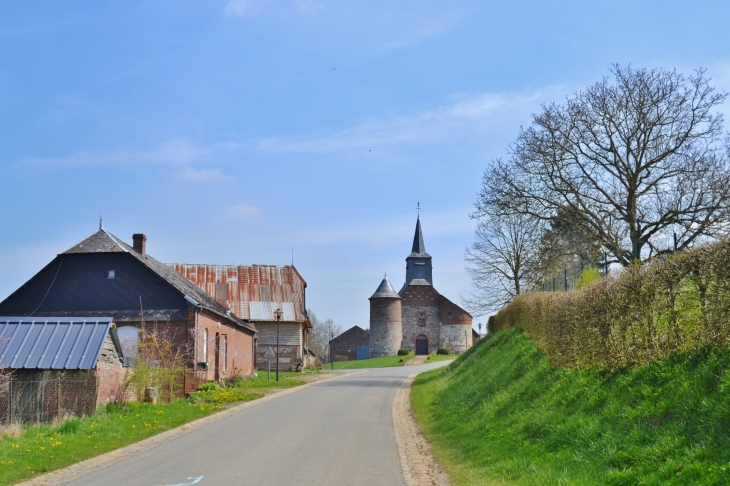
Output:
[203, 328, 208, 362]
[223, 335, 228, 374]
[117, 326, 138, 366]
[419, 313, 426, 327]
[108, 270, 115, 279]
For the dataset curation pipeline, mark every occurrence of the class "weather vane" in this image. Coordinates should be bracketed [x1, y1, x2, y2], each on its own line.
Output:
[417, 202, 421, 217]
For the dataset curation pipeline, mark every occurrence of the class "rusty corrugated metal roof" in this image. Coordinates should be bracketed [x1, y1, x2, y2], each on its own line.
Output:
[167, 264, 308, 324]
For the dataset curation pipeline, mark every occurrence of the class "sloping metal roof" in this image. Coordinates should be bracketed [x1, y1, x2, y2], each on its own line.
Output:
[0, 317, 113, 370]
[370, 276, 401, 299]
[408, 216, 431, 258]
[168, 264, 308, 324]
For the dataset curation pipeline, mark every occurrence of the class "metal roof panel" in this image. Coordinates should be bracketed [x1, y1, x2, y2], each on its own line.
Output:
[0, 317, 113, 370]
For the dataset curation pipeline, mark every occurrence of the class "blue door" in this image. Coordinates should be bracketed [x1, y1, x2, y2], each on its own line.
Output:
[356, 346, 370, 360]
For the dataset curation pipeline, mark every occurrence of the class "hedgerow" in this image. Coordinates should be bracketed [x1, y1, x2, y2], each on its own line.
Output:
[490, 238, 730, 369]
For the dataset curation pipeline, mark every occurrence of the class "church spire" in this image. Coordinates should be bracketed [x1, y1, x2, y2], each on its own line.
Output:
[405, 214, 433, 286]
[411, 216, 426, 256]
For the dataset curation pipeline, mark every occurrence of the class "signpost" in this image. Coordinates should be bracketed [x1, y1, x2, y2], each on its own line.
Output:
[265, 346, 275, 382]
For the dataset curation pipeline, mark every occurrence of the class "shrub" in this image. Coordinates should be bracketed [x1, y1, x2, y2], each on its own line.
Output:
[437, 347, 452, 355]
[197, 381, 219, 392]
[399, 352, 414, 364]
[223, 375, 245, 388]
[397, 348, 411, 356]
[490, 237, 730, 369]
[575, 266, 601, 289]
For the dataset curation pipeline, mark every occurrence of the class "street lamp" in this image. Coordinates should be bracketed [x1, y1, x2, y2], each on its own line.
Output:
[274, 307, 283, 382]
[478, 322, 482, 340]
[330, 331, 334, 370]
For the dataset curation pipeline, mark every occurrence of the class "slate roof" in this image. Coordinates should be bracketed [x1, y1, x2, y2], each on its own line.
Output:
[0, 317, 118, 370]
[370, 276, 401, 299]
[62, 229, 256, 334]
[408, 216, 431, 258]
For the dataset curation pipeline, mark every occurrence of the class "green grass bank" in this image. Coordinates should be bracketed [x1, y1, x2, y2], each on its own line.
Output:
[411, 329, 730, 485]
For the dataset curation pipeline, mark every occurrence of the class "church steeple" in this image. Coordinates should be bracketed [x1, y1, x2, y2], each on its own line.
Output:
[405, 215, 433, 286]
[410, 216, 428, 257]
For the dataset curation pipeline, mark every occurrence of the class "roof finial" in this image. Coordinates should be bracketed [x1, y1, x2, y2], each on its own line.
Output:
[99, 215, 103, 230]
[417, 202, 421, 218]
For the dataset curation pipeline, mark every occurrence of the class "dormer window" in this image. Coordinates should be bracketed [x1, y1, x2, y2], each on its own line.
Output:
[108, 270, 115, 279]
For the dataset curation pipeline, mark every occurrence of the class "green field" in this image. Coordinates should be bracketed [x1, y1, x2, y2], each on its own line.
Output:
[411, 328, 730, 485]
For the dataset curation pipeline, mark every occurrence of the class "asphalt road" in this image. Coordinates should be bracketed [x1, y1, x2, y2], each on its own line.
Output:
[67, 362, 449, 486]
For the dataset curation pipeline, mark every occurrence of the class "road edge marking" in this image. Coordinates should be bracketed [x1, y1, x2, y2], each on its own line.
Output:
[17, 372, 353, 486]
[393, 373, 451, 486]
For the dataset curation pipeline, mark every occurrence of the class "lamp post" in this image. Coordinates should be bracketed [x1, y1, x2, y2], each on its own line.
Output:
[330, 331, 334, 370]
[274, 307, 283, 382]
[478, 322, 482, 341]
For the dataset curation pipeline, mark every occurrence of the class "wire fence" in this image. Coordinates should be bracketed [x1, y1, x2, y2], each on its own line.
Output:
[0, 371, 97, 425]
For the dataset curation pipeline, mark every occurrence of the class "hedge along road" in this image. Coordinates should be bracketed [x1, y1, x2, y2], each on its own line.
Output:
[63, 361, 451, 486]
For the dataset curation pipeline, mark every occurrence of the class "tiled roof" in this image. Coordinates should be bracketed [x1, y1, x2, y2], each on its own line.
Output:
[63, 230, 256, 334]
[0, 317, 115, 370]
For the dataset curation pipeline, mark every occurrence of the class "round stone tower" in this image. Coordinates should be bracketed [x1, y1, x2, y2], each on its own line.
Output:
[369, 276, 403, 357]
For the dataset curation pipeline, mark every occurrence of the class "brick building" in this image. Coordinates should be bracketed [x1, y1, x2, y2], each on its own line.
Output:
[0, 227, 257, 389]
[0, 317, 126, 423]
[330, 325, 370, 361]
[369, 216, 473, 356]
[168, 264, 311, 371]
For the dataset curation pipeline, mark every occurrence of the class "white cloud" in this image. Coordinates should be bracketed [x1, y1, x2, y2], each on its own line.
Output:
[258, 87, 564, 154]
[19, 138, 210, 169]
[181, 167, 228, 182]
[222, 203, 264, 220]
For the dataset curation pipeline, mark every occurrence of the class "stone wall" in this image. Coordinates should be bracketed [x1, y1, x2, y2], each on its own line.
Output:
[439, 323, 472, 354]
[369, 298, 402, 357]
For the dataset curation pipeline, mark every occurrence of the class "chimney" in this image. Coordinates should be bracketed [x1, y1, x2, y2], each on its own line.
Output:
[133, 234, 147, 256]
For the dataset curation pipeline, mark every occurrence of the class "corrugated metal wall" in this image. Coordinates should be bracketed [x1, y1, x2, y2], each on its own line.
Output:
[168, 264, 306, 322]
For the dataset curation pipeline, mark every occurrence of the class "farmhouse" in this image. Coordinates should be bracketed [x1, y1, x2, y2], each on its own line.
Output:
[0, 317, 125, 424]
[369, 216, 473, 356]
[0, 227, 257, 392]
[169, 264, 311, 371]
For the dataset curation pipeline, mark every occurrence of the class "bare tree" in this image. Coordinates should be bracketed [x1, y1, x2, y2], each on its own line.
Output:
[478, 65, 730, 265]
[306, 308, 342, 361]
[463, 211, 544, 316]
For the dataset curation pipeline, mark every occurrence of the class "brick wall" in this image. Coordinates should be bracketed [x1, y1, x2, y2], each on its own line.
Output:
[196, 311, 254, 381]
[401, 285, 441, 354]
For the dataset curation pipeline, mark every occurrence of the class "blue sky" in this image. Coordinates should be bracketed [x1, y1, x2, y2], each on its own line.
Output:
[2, 1, 730, 330]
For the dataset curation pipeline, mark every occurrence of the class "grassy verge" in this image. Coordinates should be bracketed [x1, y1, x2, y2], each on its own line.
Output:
[230, 371, 313, 390]
[411, 328, 730, 485]
[424, 354, 456, 363]
[0, 371, 313, 485]
[0, 400, 220, 485]
[331, 355, 404, 369]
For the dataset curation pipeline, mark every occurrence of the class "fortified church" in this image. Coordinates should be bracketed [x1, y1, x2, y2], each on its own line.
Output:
[369, 216, 473, 356]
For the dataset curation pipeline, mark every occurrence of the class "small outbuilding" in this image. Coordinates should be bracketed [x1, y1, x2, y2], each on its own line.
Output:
[0, 317, 125, 424]
[330, 325, 370, 361]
